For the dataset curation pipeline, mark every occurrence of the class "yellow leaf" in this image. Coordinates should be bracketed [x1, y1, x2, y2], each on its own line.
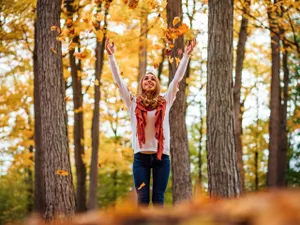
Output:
[68, 42, 78, 51]
[80, 138, 84, 146]
[175, 57, 180, 67]
[172, 17, 181, 26]
[94, 79, 99, 86]
[56, 170, 68, 176]
[137, 182, 146, 190]
[95, 29, 104, 42]
[169, 56, 174, 64]
[154, 44, 162, 50]
[74, 106, 83, 113]
[51, 26, 58, 31]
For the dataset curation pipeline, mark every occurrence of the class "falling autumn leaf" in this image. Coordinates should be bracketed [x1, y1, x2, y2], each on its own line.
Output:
[172, 17, 181, 26]
[51, 25, 58, 31]
[137, 182, 146, 190]
[154, 44, 162, 50]
[127, 0, 139, 9]
[98, 163, 102, 168]
[50, 47, 57, 54]
[74, 106, 83, 113]
[177, 23, 189, 35]
[169, 56, 174, 64]
[74, 49, 91, 60]
[56, 170, 68, 176]
[65, 18, 73, 27]
[94, 79, 99, 86]
[175, 57, 181, 67]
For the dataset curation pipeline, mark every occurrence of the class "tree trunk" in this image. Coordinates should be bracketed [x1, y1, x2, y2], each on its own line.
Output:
[64, 0, 87, 212]
[89, 5, 108, 210]
[26, 145, 34, 213]
[266, 0, 281, 188]
[35, 0, 75, 219]
[207, 0, 241, 198]
[277, 40, 289, 186]
[33, 21, 45, 214]
[198, 104, 204, 187]
[138, 10, 148, 82]
[70, 36, 87, 212]
[233, 0, 250, 194]
[167, 0, 192, 204]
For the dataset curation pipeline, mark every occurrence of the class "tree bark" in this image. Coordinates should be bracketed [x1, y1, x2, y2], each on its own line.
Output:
[277, 40, 289, 186]
[64, 0, 87, 211]
[33, 21, 45, 214]
[89, 5, 108, 210]
[70, 36, 87, 212]
[207, 0, 241, 198]
[167, 0, 192, 204]
[138, 10, 148, 82]
[35, 0, 76, 219]
[266, 0, 281, 188]
[233, 0, 250, 194]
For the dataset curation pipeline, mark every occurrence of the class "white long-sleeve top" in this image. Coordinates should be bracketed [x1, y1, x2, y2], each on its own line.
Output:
[108, 53, 190, 155]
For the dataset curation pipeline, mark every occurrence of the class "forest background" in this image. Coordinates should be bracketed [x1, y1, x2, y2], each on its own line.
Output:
[0, 0, 299, 224]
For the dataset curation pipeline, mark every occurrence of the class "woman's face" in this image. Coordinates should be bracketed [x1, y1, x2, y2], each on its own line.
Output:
[142, 73, 157, 92]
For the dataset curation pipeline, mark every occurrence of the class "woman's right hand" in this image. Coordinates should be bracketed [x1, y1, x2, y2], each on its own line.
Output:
[105, 38, 115, 55]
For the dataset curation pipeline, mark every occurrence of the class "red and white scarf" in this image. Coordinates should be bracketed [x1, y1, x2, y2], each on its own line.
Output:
[135, 97, 166, 160]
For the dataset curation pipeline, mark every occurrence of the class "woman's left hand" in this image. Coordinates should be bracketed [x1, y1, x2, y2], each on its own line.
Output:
[184, 38, 197, 55]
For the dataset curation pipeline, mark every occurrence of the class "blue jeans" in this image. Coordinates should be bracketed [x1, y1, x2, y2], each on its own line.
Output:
[133, 152, 170, 206]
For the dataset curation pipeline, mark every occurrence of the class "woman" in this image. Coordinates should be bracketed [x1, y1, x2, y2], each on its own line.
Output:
[106, 38, 196, 206]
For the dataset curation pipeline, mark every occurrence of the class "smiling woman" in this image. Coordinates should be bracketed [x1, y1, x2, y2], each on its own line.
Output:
[105, 38, 196, 206]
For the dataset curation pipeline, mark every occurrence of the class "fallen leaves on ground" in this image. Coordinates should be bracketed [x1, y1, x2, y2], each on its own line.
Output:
[17, 189, 300, 225]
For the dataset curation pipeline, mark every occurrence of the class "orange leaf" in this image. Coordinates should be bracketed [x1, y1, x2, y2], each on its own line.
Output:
[137, 182, 146, 190]
[65, 18, 73, 27]
[56, 170, 68, 176]
[50, 47, 57, 54]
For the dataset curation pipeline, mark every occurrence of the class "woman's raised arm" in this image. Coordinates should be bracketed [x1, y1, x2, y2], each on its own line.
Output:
[165, 39, 197, 105]
[106, 39, 132, 109]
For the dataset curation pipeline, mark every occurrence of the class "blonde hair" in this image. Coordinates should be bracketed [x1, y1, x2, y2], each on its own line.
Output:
[137, 72, 164, 108]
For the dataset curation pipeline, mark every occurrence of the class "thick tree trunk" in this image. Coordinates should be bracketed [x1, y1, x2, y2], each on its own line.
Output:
[277, 41, 289, 186]
[89, 6, 108, 210]
[267, 1, 281, 188]
[33, 21, 45, 214]
[35, 0, 75, 219]
[167, 0, 192, 204]
[233, 0, 250, 194]
[207, 0, 241, 198]
[138, 10, 148, 82]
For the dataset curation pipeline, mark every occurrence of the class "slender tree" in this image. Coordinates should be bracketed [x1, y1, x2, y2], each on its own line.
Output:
[64, 0, 87, 212]
[207, 0, 241, 197]
[33, 21, 45, 214]
[35, 0, 75, 219]
[138, 8, 148, 82]
[234, 0, 251, 193]
[266, 0, 281, 188]
[89, 2, 109, 210]
[167, 0, 192, 203]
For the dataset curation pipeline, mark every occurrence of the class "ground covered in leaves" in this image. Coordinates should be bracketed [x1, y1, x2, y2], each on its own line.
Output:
[21, 189, 300, 225]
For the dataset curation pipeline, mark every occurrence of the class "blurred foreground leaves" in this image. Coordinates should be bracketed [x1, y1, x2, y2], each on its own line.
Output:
[21, 189, 300, 225]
